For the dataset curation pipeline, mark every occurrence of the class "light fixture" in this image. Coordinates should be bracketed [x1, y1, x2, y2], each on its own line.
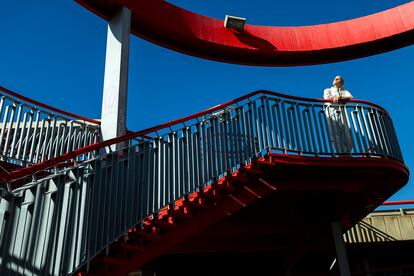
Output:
[224, 15, 246, 31]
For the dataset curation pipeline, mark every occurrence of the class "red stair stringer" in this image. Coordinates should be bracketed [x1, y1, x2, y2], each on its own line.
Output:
[82, 157, 276, 275]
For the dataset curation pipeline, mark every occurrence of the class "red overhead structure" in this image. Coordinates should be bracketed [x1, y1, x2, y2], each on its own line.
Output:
[76, 0, 414, 66]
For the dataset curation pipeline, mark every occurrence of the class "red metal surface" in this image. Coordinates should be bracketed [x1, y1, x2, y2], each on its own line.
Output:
[382, 200, 414, 206]
[0, 86, 101, 125]
[1, 90, 391, 186]
[76, 0, 414, 66]
[80, 153, 409, 274]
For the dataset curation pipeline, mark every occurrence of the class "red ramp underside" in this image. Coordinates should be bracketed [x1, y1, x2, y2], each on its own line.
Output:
[84, 153, 408, 275]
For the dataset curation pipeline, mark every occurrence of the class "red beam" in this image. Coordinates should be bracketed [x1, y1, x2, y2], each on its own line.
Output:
[76, 0, 414, 66]
[382, 200, 414, 206]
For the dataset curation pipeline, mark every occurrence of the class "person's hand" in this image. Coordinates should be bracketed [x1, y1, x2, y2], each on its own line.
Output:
[332, 96, 339, 103]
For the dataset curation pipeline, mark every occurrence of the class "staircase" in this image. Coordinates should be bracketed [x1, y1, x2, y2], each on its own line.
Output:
[0, 89, 408, 275]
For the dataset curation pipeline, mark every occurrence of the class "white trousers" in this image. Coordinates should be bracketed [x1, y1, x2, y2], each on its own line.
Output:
[325, 105, 353, 154]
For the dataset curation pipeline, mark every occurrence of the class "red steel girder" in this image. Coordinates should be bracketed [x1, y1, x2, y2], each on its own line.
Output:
[76, 0, 414, 66]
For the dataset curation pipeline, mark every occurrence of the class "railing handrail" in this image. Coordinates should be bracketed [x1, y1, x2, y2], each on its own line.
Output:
[1, 90, 392, 185]
[0, 85, 101, 125]
[382, 200, 414, 206]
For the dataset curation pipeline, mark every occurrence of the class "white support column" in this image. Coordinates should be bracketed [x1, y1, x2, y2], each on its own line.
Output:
[331, 221, 351, 276]
[101, 6, 131, 150]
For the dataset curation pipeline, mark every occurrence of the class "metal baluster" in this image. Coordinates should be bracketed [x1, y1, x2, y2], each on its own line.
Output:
[302, 107, 312, 153]
[185, 127, 191, 193]
[245, 105, 254, 159]
[161, 137, 169, 207]
[281, 101, 291, 152]
[66, 121, 74, 154]
[155, 137, 162, 211]
[33, 117, 45, 163]
[252, 101, 261, 152]
[227, 115, 235, 169]
[321, 106, 335, 155]
[214, 118, 221, 177]
[381, 113, 400, 160]
[124, 145, 135, 230]
[350, 110, 364, 154]
[251, 102, 260, 155]
[379, 114, 396, 158]
[360, 107, 375, 155]
[0, 96, 5, 126]
[342, 105, 355, 154]
[220, 118, 228, 173]
[258, 99, 268, 149]
[239, 106, 249, 163]
[169, 132, 175, 203]
[10, 103, 23, 158]
[275, 101, 287, 152]
[374, 109, 389, 156]
[207, 118, 215, 181]
[107, 152, 117, 243]
[355, 107, 369, 155]
[245, 105, 254, 162]
[47, 116, 58, 159]
[195, 124, 202, 187]
[215, 116, 223, 176]
[179, 131, 186, 197]
[201, 121, 209, 184]
[311, 105, 323, 155]
[138, 142, 147, 224]
[54, 120, 63, 158]
[0, 106, 11, 155]
[191, 130, 198, 190]
[28, 110, 41, 163]
[232, 112, 241, 166]
[174, 132, 181, 198]
[287, 105, 298, 151]
[145, 141, 153, 218]
[20, 111, 33, 162]
[367, 110, 383, 155]
[235, 109, 243, 164]
[41, 118, 51, 162]
[385, 115, 403, 160]
[59, 122, 68, 156]
[3, 104, 16, 158]
[293, 103, 303, 153]
[264, 98, 274, 148]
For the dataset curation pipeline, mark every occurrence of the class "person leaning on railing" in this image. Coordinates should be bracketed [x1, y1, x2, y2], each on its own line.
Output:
[323, 75, 354, 154]
[324, 75, 353, 103]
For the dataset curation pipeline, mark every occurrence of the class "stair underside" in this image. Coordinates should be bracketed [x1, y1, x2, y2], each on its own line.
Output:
[82, 153, 408, 275]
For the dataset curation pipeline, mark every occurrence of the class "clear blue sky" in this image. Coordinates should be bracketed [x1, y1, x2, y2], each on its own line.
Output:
[0, 0, 412, 205]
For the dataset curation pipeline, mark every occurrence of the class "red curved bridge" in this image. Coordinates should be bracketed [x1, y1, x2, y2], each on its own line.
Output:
[76, 0, 414, 65]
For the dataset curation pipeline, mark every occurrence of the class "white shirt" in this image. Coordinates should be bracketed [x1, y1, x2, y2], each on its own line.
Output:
[323, 87, 353, 100]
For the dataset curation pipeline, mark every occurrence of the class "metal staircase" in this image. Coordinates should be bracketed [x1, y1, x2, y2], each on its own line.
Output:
[0, 89, 407, 275]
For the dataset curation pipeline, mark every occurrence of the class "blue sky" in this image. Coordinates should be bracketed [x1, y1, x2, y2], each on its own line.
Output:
[0, 0, 412, 205]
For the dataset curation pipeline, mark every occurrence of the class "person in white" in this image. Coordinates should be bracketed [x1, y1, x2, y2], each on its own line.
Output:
[324, 75, 353, 103]
[323, 75, 354, 154]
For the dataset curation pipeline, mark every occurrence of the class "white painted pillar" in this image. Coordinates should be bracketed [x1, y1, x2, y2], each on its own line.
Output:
[331, 221, 351, 276]
[101, 6, 131, 150]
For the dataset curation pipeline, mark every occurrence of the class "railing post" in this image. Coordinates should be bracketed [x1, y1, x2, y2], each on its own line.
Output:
[101, 6, 131, 151]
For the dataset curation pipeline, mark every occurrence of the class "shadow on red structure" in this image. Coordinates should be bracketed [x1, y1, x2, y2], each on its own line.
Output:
[83, 153, 408, 275]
